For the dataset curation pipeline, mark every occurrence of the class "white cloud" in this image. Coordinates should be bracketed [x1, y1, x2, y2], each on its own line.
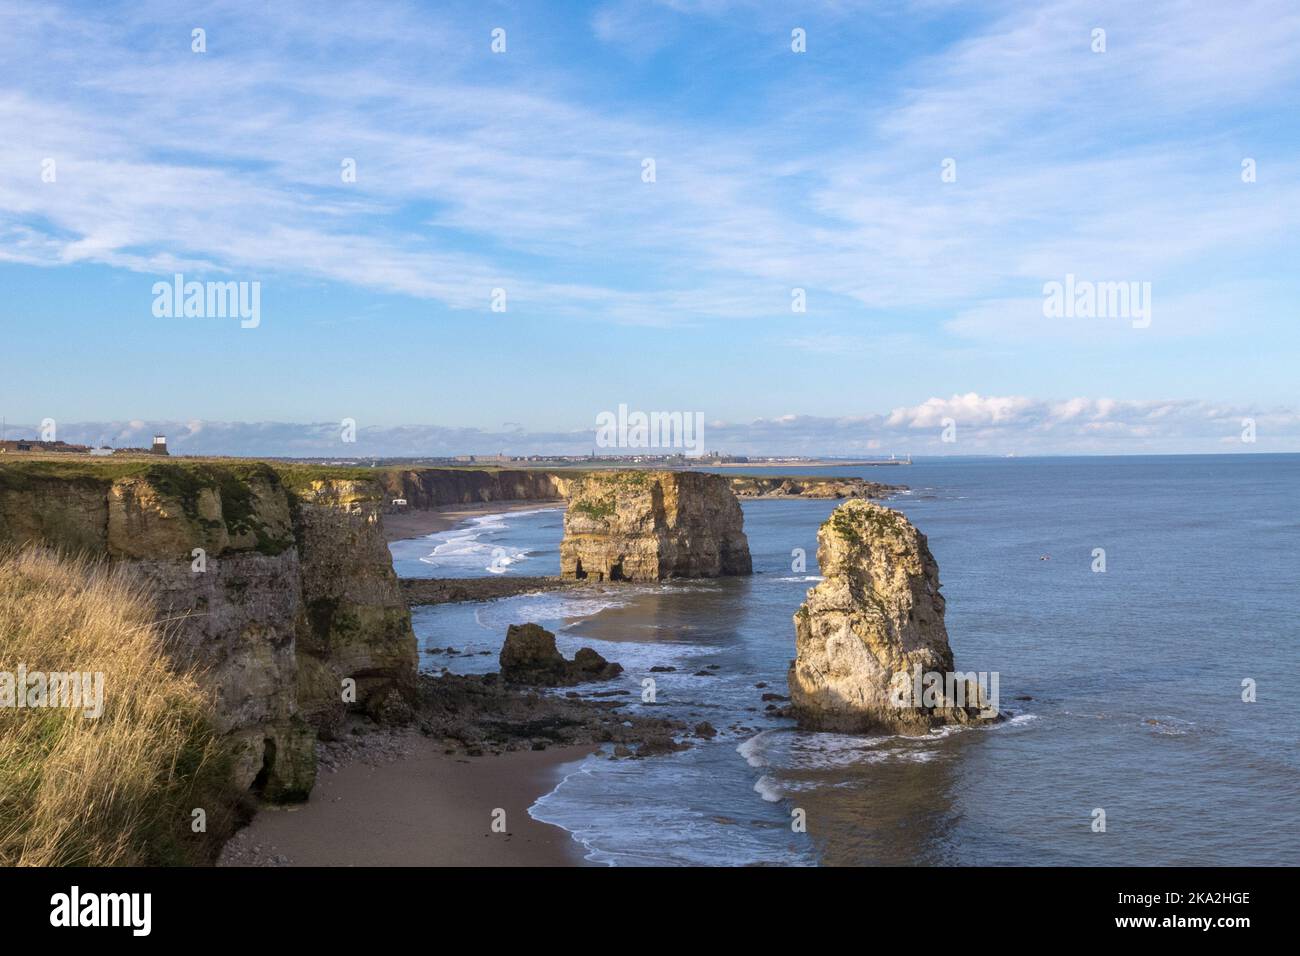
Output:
[2, 0, 1298, 335]
[17, 394, 1296, 457]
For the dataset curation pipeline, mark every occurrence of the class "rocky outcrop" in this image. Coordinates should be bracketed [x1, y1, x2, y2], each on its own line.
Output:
[729, 476, 904, 499]
[290, 479, 417, 738]
[0, 461, 418, 800]
[560, 471, 752, 581]
[788, 500, 997, 735]
[412, 672, 687, 756]
[402, 576, 579, 606]
[498, 623, 623, 685]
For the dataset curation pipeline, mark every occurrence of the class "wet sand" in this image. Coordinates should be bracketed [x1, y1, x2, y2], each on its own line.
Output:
[220, 736, 596, 866]
[382, 500, 563, 542]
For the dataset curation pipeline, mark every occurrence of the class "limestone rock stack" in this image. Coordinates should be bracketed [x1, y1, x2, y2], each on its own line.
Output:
[560, 471, 752, 582]
[788, 500, 998, 735]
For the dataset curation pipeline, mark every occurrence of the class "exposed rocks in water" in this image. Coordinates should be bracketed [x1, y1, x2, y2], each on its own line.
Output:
[788, 499, 1000, 735]
[401, 575, 581, 606]
[693, 721, 718, 738]
[498, 622, 624, 686]
[412, 672, 686, 756]
[634, 735, 692, 757]
[560, 471, 752, 582]
[729, 476, 905, 499]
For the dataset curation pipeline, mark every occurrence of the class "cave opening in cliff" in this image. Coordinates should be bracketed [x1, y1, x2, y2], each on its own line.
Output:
[609, 560, 625, 582]
[574, 560, 587, 580]
[251, 737, 277, 794]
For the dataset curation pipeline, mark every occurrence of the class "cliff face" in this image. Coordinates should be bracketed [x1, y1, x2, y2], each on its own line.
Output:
[560, 471, 751, 581]
[788, 499, 995, 735]
[0, 462, 417, 800]
[379, 469, 571, 509]
[290, 479, 417, 738]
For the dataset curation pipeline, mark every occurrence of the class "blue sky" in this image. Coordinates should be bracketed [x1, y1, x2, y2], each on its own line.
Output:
[1, 0, 1298, 455]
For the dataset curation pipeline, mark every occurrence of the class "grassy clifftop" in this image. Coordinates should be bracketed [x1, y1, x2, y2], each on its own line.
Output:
[0, 457, 378, 491]
[0, 549, 243, 865]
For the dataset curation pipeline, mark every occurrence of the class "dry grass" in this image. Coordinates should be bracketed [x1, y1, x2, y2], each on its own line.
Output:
[0, 548, 242, 865]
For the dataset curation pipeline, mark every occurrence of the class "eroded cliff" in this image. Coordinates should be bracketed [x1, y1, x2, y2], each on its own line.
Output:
[0, 460, 417, 800]
[788, 499, 997, 734]
[378, 468, 571, 508]
[559, 470, 751, 581]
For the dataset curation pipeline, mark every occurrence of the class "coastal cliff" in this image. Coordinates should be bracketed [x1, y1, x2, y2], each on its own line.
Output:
[560, 471, 751, 581]
[290, 478, 417, 739]
[0, 459, 901, 803]
[788, 499, 996, 734]
[378, 468, 571, 509]
[0, 461, 417, 800]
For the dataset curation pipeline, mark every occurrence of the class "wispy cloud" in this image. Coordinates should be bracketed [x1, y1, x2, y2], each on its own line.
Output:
[1, 0, 1297, 442]
[3, 0, 1298, 330]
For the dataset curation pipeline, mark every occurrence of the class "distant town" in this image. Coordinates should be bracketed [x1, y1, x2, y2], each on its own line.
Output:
[0, 438, 911, 468]
[366, 453, 913, 469]
[0, 436, 171, 457]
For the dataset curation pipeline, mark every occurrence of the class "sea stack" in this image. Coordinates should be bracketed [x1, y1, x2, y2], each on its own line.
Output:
[560, 471, 752, 582]
[498, 623, 623, 685]
[788, 499, 998, 735]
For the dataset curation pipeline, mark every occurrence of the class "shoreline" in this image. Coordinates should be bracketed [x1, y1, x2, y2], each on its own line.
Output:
[242, 487, 809, 867]
[219, 731, 596, 867]
[223, 503, 589, 867]
[382, 500, 564, 543]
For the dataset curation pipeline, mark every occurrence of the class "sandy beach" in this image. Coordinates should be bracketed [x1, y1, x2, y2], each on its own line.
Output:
[382, 500, 564, 543]
[216, 501, 596, 867]
[220, 733, 595, 866]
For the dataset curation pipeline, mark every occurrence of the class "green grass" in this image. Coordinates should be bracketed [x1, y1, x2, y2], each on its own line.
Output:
[0, 459, 306, 555]
[822, 501, 911, 547]
[570, 497, 617, 521]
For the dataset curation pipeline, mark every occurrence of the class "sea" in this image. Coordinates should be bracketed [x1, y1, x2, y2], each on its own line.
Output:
[388, 455, 1300, 866]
